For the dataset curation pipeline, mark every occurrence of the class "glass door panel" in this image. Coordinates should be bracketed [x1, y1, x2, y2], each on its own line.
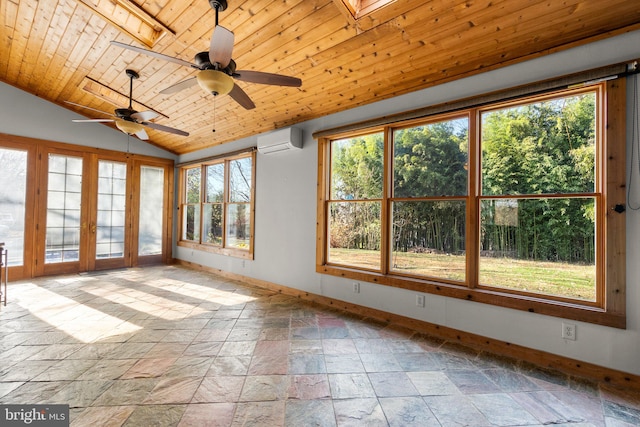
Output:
[0, 148, 28, 267]
[45, 154, 82, 264]
[96, 161, 127, 260]
[138, 165, 164, 257]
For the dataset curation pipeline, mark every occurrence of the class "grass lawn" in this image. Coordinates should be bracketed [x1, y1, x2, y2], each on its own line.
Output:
[329, 248, 595, 301]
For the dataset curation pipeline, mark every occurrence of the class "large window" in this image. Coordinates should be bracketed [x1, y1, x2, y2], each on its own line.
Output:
[179, 152, 255, 259]
[317, 82, 626, 327]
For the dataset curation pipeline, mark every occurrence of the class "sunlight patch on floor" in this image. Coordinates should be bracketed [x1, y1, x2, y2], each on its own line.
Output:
[17, 285, 141, 343]
[141, 277, 258, 307]
[81, 282, 209, 320]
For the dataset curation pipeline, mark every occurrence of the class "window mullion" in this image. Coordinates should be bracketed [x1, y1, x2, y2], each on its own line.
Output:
[222, 160, 229, 248]
[199, 165, 204, 245]
[467, 109, 480, 289]
[381, 126, 392, 274]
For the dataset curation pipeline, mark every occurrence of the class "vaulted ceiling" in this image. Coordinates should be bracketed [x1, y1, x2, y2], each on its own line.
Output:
[2, 0, 639, 155]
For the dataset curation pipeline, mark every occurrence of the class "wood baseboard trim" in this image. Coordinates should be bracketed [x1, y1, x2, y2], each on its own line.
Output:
[173, 259, 640, 392]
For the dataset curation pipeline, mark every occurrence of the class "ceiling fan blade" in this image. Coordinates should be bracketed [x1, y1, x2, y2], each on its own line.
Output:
[131, 110, 160, 122]
[65, 101, 115, 117]
[142, 121, 189, 136]
[110, 41, 195, 69]
[159, 77, 198, 95]
[209, 25, 234, 68]
[72, 119, 115, 123]
[228, 84, 256, 110]
[234, 70, 302, 87]
[134, 128, 149, 140]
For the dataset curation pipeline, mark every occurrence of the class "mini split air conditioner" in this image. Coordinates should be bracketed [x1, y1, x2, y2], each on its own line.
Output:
[257, 127, 303, 154]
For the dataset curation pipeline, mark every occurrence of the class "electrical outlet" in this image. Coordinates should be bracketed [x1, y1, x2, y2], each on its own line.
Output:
[562, 323, 576, 341]
[353, 282, 360, 293]
[416, 294, 425, 307]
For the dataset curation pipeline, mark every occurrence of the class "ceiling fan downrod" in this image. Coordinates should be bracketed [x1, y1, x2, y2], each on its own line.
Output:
[125, 69, 139, 110]
[208, 0, 227, 26]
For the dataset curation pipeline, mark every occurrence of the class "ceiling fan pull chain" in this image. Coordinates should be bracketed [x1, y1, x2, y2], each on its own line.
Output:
[129, 73, 133, 108]
[213, 95, 217, 133]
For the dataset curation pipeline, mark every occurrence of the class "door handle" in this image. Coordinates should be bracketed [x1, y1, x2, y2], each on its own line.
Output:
[90, 223, 96, 233]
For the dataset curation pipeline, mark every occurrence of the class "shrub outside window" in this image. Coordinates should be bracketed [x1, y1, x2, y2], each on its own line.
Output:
[317, 83, 626, 327]
[478, 93, 598, 302]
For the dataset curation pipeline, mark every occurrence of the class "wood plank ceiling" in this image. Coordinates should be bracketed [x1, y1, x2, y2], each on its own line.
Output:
[1, 0, 639, 155]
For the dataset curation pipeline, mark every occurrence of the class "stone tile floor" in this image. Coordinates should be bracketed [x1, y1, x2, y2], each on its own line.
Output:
[0, 265, 638, 426]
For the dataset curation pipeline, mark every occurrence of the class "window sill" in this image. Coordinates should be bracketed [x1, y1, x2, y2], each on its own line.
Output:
[178, 240, 253, 260]
[317, 264, 626, 329]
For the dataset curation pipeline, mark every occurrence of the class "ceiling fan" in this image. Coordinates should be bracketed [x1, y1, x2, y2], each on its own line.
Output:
[110, 0, 302, 110]
[67, 69, 189, 140]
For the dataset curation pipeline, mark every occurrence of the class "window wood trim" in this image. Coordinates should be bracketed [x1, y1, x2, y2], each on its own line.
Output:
[316, 80, 627, 329]
[604, 78, 627, 319]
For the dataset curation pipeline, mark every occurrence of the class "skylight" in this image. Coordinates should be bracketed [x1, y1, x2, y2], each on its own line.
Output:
[336, 0, 396, 20]
[75, 0, 174, 47]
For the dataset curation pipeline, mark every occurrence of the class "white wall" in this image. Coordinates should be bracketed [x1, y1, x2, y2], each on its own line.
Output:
[1, 31, 637, 376]
[177, 30, 640, 376]
[0, 82, 176, 159]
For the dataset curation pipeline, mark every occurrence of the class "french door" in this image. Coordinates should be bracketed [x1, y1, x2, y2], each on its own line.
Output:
[36, 150, 87, 275]
[32, 147, 172, 276]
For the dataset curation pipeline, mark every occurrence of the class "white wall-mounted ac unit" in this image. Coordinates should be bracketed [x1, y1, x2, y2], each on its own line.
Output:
[257, 127, 303, 154]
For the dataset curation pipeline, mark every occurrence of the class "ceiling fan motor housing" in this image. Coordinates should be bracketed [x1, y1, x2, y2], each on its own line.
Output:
[194, 52, 236, 74]
[115, 108, 137, 120]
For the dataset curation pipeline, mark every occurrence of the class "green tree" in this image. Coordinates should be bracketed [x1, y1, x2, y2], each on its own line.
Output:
[481, 93, 596, 262]
[392, 121, 468, 254]
[330, 133, 383, 251]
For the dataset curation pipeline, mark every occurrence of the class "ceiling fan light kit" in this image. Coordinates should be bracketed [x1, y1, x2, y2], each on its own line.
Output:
[115, 119, 144, 135]
[197, 69, 234, 95]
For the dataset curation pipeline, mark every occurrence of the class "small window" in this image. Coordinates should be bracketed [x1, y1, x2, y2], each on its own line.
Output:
[182, 167, 201, 242]
[179, 152, 255, 259]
